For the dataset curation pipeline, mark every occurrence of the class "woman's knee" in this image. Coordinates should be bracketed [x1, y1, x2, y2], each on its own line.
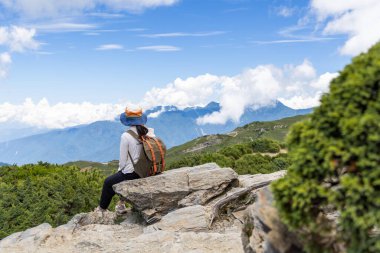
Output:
[103, 176, 114, 187]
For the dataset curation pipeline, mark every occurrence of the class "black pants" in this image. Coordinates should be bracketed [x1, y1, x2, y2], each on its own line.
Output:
[99, 171, 140, 209]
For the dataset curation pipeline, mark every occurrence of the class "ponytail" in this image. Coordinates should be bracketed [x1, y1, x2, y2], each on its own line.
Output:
[136, 125, 149, 137]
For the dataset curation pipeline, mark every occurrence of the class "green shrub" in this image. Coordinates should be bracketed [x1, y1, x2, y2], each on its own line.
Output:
[219, 143, 252, 159]
[168, 153, 234, 169]
[272, 153, 291, 171]
[251, 138, 281, 153]
[167, 154, 203, 169]
[272, 42, 380, 253]
[199, 153, 235, 168]
[235, 154, 279, 175]
[0, 162, 106, 239]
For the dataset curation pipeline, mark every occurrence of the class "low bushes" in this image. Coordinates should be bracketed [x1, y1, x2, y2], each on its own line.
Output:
[167, 138, 288, 175]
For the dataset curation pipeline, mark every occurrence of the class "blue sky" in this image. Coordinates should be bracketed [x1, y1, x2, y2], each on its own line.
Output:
[0, 0, 379, 128]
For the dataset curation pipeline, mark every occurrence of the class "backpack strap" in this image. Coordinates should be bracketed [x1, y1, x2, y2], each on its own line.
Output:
[127, 130, 141, 142]
[142, 136, 158, 174]
[152, 138, 165, 172]
[127, 151, 136, 167]
[126, 130, 140, 171]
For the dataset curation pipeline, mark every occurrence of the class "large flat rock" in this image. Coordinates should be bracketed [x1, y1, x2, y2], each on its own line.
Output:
[113, 163, 238, 222]
[0, 220, 244, 253]
[146, 205, 210, 232]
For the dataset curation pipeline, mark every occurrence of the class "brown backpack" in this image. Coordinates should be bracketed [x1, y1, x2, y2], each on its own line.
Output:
[127, 130, 166, 178]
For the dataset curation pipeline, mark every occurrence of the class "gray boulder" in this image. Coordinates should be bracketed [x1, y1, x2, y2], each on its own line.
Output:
[113, 163, 238, 222]
[146, 205, 210, 232]
[242, 187, 304, 253]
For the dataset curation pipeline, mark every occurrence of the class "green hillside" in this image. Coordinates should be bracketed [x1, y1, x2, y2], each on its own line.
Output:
[166, 114, 308, 166]
[64, 160, 119, 176]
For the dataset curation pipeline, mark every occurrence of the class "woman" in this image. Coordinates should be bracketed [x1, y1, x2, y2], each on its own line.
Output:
[95, 106, 152, 213]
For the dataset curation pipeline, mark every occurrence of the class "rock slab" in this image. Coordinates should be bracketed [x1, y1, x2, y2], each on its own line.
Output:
[113, 163, 238, 222]
[242, 187, 305, 253]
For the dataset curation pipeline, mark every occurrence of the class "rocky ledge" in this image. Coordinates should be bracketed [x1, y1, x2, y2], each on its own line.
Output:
[0, 163, 301, 253]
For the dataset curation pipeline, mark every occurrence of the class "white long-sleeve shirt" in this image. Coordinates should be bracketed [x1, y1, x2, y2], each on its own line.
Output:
[118, 126, 155, 174]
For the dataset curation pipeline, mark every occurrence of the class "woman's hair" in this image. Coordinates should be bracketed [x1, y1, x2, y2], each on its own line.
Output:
[136, 125, 149, 137]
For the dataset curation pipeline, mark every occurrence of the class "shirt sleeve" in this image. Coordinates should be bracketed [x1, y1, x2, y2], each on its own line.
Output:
[118, 134, 129, 171]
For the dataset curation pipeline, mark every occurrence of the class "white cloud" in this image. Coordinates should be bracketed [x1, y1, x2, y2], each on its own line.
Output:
[252, 38, 335, 44]
[96, 44, 124, 50]
[276, 6, 296, 17]
[0, 52, 12, 78]
[197, 67, 281, 124]
[137, 45, 181, 51]
[291, 59, 316, 80]
[143, 60, 338, 124]
[88, 12, 125, 18]
[311, 0, 380, 55]
[100, 0, 179, 12]
[84, 32, 100, 36]
[31, 23, 97, 32]
[0, 98, 126, 128]
[0, 52, 11, 64]
[0, 26, 39, 79]
[310, 72, 339, 90]
[141, 31, 226, 38]
[147, 107, 166, 118]
[0, 26, 40, 52]
[142, 74, 221, 109]
[278, 93, 323, 109]
[0, 0, 179, 18]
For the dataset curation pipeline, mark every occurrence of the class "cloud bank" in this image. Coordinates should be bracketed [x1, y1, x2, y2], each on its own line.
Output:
[311, 0, 380, 55]
[0, 60, 337, 129]
[143, 60, 338, 125]
[0, 98, 125, 129]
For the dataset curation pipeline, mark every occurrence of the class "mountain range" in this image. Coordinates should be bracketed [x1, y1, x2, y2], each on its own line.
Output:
[0, 101, 312, 165]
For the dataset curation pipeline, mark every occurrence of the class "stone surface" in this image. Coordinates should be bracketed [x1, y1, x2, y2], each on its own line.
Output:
[147, 205, 210, 232]
[238, 171, 286, 188]
[0, 165, 294, 253]
[70, 210, 117, 226]
[0, 223, 53, 253]
[113, 163, 238, 222]
[0, 219, 243, 253]
[242, 187, 304, 253]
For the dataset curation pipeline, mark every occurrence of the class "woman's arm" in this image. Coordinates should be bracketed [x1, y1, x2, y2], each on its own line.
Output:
[118, 133, 129, 171]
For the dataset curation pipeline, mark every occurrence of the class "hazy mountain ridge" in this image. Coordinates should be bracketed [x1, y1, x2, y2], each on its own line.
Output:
[0, 124, 49, 143]
[0, 102, 312, 165]
[166, 114, 307, 165]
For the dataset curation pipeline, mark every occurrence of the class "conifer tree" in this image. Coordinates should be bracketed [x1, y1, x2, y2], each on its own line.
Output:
[272, 42, 380, 252]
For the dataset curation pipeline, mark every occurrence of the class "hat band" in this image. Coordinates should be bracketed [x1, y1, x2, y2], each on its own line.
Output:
[125, 108, 143, 117]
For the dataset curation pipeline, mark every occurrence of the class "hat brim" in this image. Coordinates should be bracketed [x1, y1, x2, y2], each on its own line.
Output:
[120, 113, 147, 126]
